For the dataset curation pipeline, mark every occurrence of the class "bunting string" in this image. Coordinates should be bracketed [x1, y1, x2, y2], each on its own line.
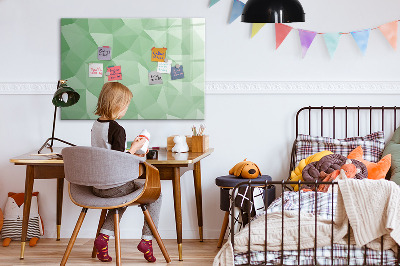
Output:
[209, 0, 400, 58]
[283, 20, 400, 35]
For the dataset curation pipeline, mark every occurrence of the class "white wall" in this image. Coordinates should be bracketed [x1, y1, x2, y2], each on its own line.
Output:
[1, 0, 400, 240]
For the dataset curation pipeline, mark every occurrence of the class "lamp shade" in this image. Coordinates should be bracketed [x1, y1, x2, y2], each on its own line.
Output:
[241, 0, 305, 23]
[52, 84, 80, 107]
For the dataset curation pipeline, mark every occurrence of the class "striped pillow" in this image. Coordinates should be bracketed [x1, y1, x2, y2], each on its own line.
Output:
[1, 217, 41, 240]
[294, 131, 385, 166]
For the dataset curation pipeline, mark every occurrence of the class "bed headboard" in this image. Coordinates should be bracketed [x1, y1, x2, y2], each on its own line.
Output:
[290, 106, 400, 179]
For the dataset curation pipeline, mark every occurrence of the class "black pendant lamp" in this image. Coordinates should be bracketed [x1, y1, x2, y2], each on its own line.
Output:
[242, 0, 305, 23]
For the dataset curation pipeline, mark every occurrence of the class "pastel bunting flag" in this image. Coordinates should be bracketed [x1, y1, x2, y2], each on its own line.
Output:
[275, 24, 293, 49]
[351, 29, 370, 55]
[323, 33, 341, 58]
[229, 0, 245, 24]
[298, 29, 317, 58]
[251, 23, 266, 38]
[209, 0, 220, 7]
[378, 21, 398, 50]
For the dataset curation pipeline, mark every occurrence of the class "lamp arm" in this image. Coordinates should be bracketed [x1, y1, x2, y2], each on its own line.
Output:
[50, 105, 57, 148]
[37, 105, 75, 154]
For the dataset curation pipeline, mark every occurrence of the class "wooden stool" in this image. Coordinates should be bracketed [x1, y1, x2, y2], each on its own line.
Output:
[215, 175, 275, 248]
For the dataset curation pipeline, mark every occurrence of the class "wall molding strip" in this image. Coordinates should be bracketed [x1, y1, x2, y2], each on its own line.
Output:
[1, 81, 400, 95]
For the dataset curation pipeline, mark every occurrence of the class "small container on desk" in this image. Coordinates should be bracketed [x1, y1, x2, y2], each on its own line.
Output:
[191, 135, 209, 153]
[146, 149, 158, 160]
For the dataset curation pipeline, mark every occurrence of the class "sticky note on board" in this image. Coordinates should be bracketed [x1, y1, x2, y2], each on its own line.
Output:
[98, 46, 112, 60]
[107, 66, 122, 81]
[89, 63, 103, 78]
[171, 65, 184, 80]
[157, 60, 172, 74]
[148, 71, 163, 85]
[151, 47, 167, 62]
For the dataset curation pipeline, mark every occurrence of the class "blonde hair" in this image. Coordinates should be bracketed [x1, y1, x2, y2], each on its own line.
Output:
[95, 82, 133, 120]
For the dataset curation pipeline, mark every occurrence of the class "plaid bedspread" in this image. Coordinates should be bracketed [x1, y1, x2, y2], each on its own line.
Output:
[234, 191, 397, 265]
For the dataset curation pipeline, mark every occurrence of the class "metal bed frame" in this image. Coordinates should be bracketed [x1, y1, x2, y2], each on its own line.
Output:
[230, 106, 400, 266]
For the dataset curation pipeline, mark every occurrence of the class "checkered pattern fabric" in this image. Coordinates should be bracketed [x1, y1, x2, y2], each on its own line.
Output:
[228, 187, 267, 237]
[294, 131, 385, 167]
[234, 244, 397, 265]
[234, 191, 397, 265]
[235, 187, 266, 217]
[266, 190, 336, 221]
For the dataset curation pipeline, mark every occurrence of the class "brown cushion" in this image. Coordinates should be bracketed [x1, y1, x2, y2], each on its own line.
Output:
[302, 154, 368, 189]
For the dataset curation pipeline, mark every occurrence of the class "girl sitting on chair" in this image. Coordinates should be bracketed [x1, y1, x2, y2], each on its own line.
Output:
[91, 82, 162, 263]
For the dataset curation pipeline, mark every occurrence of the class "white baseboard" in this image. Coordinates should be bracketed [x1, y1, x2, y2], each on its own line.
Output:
[1, 81, 400, 94]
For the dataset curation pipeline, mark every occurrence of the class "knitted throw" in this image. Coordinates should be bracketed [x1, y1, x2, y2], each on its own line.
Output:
[335, 178, 399, 251]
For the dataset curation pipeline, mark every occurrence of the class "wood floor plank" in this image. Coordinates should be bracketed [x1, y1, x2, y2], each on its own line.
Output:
[0, 239, 222, 265]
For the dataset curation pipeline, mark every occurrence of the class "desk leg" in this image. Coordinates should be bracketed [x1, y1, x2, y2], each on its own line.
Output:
[56, 178, 64, 241]
[172, 167, 183, 261]
[20, 165, 35, 259]
[193, 161, 203, 242]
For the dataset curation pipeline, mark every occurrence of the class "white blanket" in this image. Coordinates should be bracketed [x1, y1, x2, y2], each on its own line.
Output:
[335, 178, 400, 251]
[213, 179, 400, 266]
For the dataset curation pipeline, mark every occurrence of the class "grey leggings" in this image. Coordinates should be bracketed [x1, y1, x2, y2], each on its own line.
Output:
[92, 180, 162, 240]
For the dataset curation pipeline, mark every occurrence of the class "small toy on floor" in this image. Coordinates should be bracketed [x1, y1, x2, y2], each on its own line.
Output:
[1, 192, 44, 247]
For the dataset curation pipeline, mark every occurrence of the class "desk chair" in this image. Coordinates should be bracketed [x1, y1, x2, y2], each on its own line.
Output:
[60, 146, 171, 265]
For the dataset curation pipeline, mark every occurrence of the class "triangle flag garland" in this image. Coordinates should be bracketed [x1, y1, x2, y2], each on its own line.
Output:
[209, 0, 220, 7]
[378, 21, 398, 50]
[251, 23, 266, 38]
[298, 29, 317, 58]
[351, 29, 370, 55]
[323, 33, 341, 58]
[229, 0, 245, 24]
[275, 23, 293, 49]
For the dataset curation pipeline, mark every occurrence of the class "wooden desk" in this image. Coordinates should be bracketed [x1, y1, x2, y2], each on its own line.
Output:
[10, 147, 213, 261]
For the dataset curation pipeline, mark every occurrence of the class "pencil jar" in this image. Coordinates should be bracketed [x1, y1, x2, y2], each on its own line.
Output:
[191, 135, 209, 153]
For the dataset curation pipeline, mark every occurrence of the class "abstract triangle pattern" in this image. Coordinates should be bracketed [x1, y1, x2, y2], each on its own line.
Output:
[275, 23, 292, 49]
[378, 21, 397, 50]
[298, 29, 317, 58]
[61, 18, 205, 120]
[229, 0, 245, 24]
[351, 29, 370, 55]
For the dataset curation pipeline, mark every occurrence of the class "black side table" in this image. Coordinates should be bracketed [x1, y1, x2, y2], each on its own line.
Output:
[215, 175, 275, 248]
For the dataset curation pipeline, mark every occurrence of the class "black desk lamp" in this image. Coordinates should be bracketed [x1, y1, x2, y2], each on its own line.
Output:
[38, 80, 80, 154]
[241, 0, 305, 23]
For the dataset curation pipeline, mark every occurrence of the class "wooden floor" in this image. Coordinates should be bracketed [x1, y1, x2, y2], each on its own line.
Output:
[0, 239, 221, 265]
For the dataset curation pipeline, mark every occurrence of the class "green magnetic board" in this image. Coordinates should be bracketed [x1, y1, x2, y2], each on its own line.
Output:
[61, 18, 205, 120]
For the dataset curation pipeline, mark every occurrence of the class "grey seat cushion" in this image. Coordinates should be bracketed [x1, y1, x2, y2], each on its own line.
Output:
[69, 180, 145, 208]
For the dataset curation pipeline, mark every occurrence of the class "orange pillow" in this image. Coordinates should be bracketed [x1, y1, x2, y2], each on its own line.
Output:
[347, 146, 391, 180]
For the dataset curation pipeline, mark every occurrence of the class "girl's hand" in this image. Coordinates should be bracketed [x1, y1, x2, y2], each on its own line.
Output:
[134, 148, 149, 157]
[129, 137, 147, 155]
